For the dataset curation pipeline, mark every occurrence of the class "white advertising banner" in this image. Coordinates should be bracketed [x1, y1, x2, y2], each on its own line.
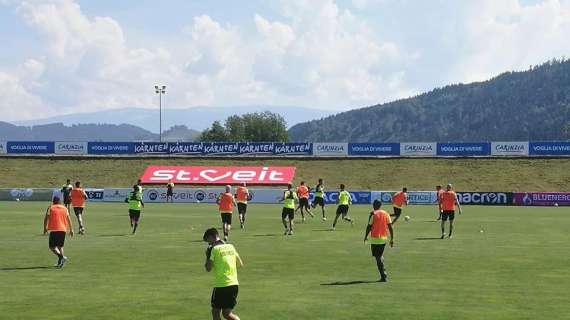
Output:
[103, 188, 131, 202]
[313, 143, 349, 156]
[55, 141, 88, 155]
[491, 141, 529, 156]
[400, 142, 437, 156]
[142, 187, 285, 204]
[0, 141, 6, 154]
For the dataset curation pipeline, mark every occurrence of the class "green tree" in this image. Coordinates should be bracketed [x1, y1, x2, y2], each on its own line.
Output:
[199, 121, 228, 141]
[199, 111, 289, 142]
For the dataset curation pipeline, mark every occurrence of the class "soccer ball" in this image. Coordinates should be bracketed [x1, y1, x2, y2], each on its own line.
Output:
[404, 215, 410, 221]
[196, 200, 201, 204]
[15, 198, 20, 202]
[554, 203, 559, 207]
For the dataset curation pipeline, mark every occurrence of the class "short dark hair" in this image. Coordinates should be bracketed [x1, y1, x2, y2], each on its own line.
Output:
[133, 185, 139, 191]
[52, 196, 61, 204]
[203, 228, 219, 241]
[287, 183, 292, 189]
[373, 199, 382, 210]
[75, 181, 81, 187]
[340, 184, 345, 189]
[403, 187, 408, 192]
[436, 185, 442, 188]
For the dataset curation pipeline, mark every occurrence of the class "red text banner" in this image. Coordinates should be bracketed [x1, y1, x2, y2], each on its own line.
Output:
[140, 166, 296, 185]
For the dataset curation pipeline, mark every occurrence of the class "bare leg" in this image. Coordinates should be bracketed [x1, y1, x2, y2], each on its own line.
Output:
[449, 220, 454, 238]
[212, 308, 222, 320]
[440, 220, 445, 238]
[222, 309, 240, 320]
[332, 214, 340, 229]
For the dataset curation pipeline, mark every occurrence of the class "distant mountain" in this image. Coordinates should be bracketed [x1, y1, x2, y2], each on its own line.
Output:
[15, 106, 332, 132]
[289, 60, 570, 142]
[0, 122, 199, 142]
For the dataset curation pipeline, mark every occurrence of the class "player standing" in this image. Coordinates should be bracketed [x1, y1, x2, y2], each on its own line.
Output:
[332, 184, 354, 230]
[391, 187, 408, 225]
[126, 185, 144, 234]
[70, 181, 88, 235]
[363, 200, 394, 282]
[235, 182, 249, 229]
[217, 185, 237, 241]
[295, 181, 314, 222]
[281, 184, 298, 235]
[203, 228, 243, 320]
[440, 184, 462, 239]
[61, 179, 73, 211]
[435, 185, 444, 221]
[136, 179, 143, 194]
[43, 196, 74, 268]
[311, 178, 326, 221]
[166, 180, 175, 203]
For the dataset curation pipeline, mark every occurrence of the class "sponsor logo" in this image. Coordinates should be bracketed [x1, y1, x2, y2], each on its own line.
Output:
[203, 143, 239, 154]
[85, 190, 104, 200]
[314, 143, 348, 155]
[381, 192, 393, 203]
[135, 143, 169, 154]
[495, 144, 523, 152]
[148, 189, 159, 201]
[57, 143, 85, 152]
[169, 143, 204, 154]
[401, 143, 437, 156]
[10, 188, 34, 199]
[456, 192, 511, 205]
[140, 166, 296, 185]
[238, 143, 275, 154]
[274, 143, 312, 155]
[491, 142, 528, 156]
[405, 145, 433, 152]
[195, 190, 206, 201]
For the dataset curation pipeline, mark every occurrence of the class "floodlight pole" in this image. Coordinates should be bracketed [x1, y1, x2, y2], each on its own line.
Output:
[154, 85, 166, 142]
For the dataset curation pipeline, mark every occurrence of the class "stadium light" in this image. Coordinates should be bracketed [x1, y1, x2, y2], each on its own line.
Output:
[154, 85, 166, 142]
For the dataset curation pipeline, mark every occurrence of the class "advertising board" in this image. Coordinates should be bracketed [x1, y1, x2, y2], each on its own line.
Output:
[140, 166, 296, 185]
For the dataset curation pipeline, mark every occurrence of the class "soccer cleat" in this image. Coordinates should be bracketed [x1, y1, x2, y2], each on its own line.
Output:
[350, 219, 355, 226]
[378, 278, 387, 282]
[302, 217, 306, 223]
[288, 230, 294, 236]
[448, 235, 453, 239]
[224, 236, 228, 242]
[284, 229, 289, 235]
[240, 224, 244, 229]
[57, 256, 68, 268]
[440, 233, 445, 239]
[331, 227, 336, 231]
[322, 217, 327, 221]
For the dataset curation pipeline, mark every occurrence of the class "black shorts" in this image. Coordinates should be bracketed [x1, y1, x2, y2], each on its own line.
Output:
[221, 213, 232, 225]
[166, 190, 173, 196]
[336, 204, 349, 216]
[371, 244, 386, 257]
[211, 285, 239, 309]
[129, 209, 141, 222]
[49, 231, 66, 247]
[313, 197, 325, 207]
[237, 203, 247, 215]
[73, 207, 84, 216]
[442, 210, 455, 221]
[282, 207, 294, 220]
[299, 198, 310, 208]
[393, 207, 402, 216]
[63, 196, 71, 205]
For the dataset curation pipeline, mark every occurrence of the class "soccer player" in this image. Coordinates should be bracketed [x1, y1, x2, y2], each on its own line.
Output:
[235, 182, 249, 229]
[332, 184, 354, 230]
[435, 185, 444, 221]
[217, 185, 237, 241]
[203, 228, 243, 320]
[166, 179, 175, 203]
[281, 184, 298, 235]
[70, 181, 88, 234]
[295, 181, 314, 222]
[43, 196, 74, 268]
[363, 200, 394, 282]
[126, 185, 144, 234]
[61, 179, 73, 211]
[440, 184, 462, 239]
[391, 187, 408, 225]
[311, 178, 326, 221]
[136, 179, 143, 195]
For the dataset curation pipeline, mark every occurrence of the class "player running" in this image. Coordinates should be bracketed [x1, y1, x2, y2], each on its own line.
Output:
[435, 185, 444, 221]
[203, 227, 243, 320]
[295, 181, 314, 222]
[235, 182, 250, 229]
[217, 185, 237, 241]
[391, 187, 408, 225]
[70, 181, 88, 235]
[311, 178, 326, 221]
[440, 184, 462, 239]
[363, 200, 394, 282]
[166, 180, 175, 203]
[126, 185, 144, 234]
[281, 184, 298, 235]
[43, 196, 74, 268]
[61, 179, 73, 211]
[332, 184, 354, 230]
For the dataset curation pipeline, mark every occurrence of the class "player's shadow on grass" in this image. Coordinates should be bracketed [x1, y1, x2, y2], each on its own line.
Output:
[98, 234, 129, 237]
[415, 237, 441, 240]
[321, 280, 378, 286]
[0, 266, 51, 271]
[252, 234, 280, 237]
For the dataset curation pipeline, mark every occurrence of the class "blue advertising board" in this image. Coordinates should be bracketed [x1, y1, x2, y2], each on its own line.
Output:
[87, 142, 135, 155]
[274, 143, 312, 155]
[348, 143, 400, 156]
[309, 191, 371, 204]
[203, 142, 240, 155]
[437, 142, 490, 156]
[529, 141, 570, 156]
[134, 142, 169, 154]
[238, 142, 275, 155]
[169, 142, 204, 155]
[7, 141, 54, 154]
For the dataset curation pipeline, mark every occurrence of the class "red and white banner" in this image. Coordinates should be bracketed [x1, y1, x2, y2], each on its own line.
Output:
[140, 166, 296, 185]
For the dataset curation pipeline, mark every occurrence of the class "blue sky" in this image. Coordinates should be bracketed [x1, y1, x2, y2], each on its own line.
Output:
[1, 0, 570, 121]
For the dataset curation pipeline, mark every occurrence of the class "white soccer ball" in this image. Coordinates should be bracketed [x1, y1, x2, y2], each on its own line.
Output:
[196, 200, 201, 204]
[15, 198, 20, 202]
[404, 215, 410, 221]
[554, 203, 559, 207]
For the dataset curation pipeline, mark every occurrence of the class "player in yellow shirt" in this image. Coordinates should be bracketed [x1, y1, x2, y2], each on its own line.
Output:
[203, 228, 243, 320]
[332, 184, 354, 230]
[281, 184, 298, 235]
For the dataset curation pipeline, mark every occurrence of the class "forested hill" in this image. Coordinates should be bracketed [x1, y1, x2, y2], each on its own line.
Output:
[288, 60, 570, 142]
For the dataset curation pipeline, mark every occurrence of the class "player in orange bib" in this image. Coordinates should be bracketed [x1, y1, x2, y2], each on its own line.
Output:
[435, 185, 444, 221]
[70, 181, 88, 235]
[43, 196, 74, 268]
[217, 185, 237, 241]
[235, 182, 250, 229]
[364, 200, 394, 282]
[440, 184, 462, 239]
[295, 181, 314, 222]
[391, 187, 408, 225]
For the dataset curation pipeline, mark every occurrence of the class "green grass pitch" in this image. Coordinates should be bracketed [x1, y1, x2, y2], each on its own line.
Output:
[1, 201, 569, 319]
